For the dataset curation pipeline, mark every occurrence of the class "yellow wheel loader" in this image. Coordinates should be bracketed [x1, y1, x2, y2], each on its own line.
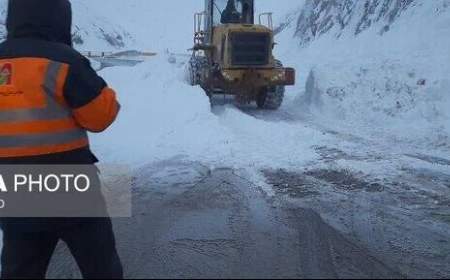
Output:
[188, 0, 295, 110]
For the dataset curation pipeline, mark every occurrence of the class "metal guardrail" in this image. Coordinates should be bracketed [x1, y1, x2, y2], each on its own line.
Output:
[81, 50, 157, 58]
[81, 50, 158, 71]
[81, 51, 114, 58]
[258, 12, 274, 30]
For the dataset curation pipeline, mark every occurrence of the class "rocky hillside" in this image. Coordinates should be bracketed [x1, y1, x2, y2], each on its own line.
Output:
[293, 0, 416, 45]
[70, 1, 134, 50]
[274, 0, 450, 147]
[0, 0, 134, 50]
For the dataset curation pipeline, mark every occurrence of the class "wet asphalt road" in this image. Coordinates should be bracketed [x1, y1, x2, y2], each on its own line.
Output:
[47, 165, 401, 279]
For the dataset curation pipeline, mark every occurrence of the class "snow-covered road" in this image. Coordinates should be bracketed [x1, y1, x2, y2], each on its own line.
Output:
[244, 103, 450, 278]
[44, 54, 450, 278]
[47, 164, 401, 279]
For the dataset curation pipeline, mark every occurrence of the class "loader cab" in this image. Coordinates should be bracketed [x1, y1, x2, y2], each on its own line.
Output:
[206, 0, 254, 30]
[196, 0, 274, 68]
[213, 0, 254, 25]
[200, 0, 274, 47]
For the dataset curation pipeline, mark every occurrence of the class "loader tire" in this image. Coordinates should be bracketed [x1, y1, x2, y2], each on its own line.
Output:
[257, 59, 285, 110]
[275, 59, 283, 69]
[188, 56, 207, 86]
[257, 86, 285, 110]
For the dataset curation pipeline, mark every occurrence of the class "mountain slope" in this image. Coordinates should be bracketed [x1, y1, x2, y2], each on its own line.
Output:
[0, 0, 134, 50]
[294, 0, 415, 46]
[273, 0, 450, 148]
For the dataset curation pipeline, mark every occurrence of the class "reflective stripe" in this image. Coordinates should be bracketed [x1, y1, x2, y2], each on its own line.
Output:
[0, 129, 87, 148]
[0, 118, 80, 136]
[42, 61, 71, 118]
[0, 138, 89, 158]
[0, 60, 89, 155]
[0, 61, 70, 122]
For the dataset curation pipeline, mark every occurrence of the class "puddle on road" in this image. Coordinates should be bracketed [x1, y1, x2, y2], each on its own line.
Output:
[430, 212, 450, 225]
[263, 169, 320, 198]
[314, 146, 362, 162]
[263, 167, 450, 278]
[263, 168, 385, 199]
[307, 169, 365, 191]
[405, 154, 450, 166]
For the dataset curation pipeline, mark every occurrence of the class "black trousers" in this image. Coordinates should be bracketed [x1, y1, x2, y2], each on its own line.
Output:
[1, 218, 123, 279]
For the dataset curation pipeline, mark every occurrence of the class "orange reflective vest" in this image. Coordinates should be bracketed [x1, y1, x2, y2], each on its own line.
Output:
[0, 58, 108, 158]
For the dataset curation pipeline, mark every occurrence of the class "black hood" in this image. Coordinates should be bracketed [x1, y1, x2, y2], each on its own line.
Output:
[226, 0, 237, 10]
[6, 0, 73, 46]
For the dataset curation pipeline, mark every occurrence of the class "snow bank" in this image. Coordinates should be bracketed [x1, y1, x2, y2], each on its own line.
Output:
[91, 55, 324, 169]
[277, 0, 450, 149]
[91, 55, 224, 165]
[296, 61, 450, 147]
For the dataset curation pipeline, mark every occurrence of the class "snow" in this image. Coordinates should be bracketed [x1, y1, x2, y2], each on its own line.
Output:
[81, 0, 327, 169]
[0, 0, 446, 171]
[274, 0, 450, 151]
[70, 1, 135, 50]
[72, 0, 203, 53]
[84, 1, 450, 276]
[0, 0, 449, 276]
[88, 0, 450, 170]
[91, 55, 325, 169]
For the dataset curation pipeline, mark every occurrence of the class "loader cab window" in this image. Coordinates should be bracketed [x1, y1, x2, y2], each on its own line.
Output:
[242, 3, 252, 24]
[213, 0, 253, 25]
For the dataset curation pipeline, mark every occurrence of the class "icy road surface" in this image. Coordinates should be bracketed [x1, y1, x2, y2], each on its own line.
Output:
[46, 55, 449, 278]
[47, 111, 450, 278]
[48, 164, 400, 279]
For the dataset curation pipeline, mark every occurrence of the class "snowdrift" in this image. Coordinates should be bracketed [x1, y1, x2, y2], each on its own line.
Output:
[90, 55, 224, 165]
[90, 55, 324, 168]
[297, 62, 450, 147]
[276, 0, 450, 149]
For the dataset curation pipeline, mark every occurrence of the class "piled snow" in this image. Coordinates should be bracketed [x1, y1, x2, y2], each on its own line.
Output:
[91, 55, 325, 168]
[276, 0, 450, 149]
[293, 56, 450, 147]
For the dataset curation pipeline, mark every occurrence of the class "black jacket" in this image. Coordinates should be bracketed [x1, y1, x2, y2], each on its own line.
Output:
[0, 0, 119, 233]
[221, 0, 241, 24]
[0, 0, 108, 165]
